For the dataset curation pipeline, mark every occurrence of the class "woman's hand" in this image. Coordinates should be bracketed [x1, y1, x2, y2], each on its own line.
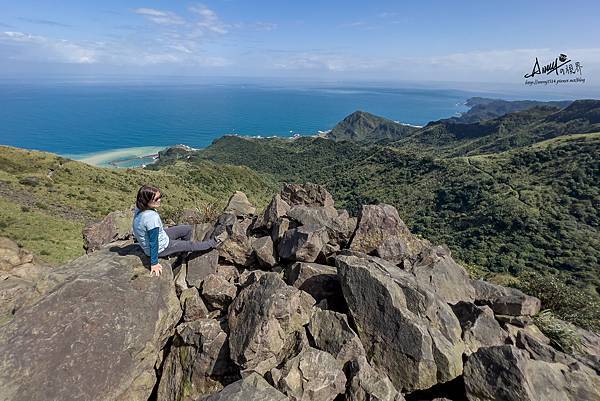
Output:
[150, 263, 163, 277]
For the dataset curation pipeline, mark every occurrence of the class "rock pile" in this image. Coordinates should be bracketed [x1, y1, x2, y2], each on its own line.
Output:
[1, 183, 598, 401]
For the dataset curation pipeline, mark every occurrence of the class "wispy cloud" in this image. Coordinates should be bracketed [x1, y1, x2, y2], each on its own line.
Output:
[18, 17, 73, 28]
[189, 4, 229, 34]
[1, 31, 96, 63]
[133, 8, 185, 25]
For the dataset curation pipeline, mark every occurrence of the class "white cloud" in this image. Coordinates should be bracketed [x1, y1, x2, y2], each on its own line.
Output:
[189, 5, 229, 34]
[1, 31, 97, 63]
[133, 8, 185, 25]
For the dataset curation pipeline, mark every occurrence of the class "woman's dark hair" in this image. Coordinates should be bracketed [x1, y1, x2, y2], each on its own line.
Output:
[136, 185, 161, 211]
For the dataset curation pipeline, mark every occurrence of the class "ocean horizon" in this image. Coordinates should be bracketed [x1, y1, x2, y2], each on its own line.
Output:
[0, 81, 590, 167]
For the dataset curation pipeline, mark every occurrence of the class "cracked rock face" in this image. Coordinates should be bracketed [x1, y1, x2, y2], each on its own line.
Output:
[274, 346, 346, 401]
[0, 242, 182, 401]
[227, 272, 316, 375]
[335, 251, 464, 392]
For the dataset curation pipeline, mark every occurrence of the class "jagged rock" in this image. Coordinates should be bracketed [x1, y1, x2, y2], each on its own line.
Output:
[286, 205, 356, 247]
[253, 194, 291, 232]
[174, 263, 189, 294]
[307, 309, 365, 364]
[0, 242, 182, 401]
[472, 280, 541, 316]
[451, 301, 508, 355]
[224, 191, 256, 217]
[504, 323, 550, 348]
[271, 217, 292, 243]
[0, 237, 34, 271]
[464, 345, 600, 401]
[413, 245, 476, 304]
[274, 346, 346, 401]
[348, 204, 429, 263]
[201, 273, 238, 311]
[284, 262, 343, 310]
[489, 294, 541, 317]
[346, 356, 402, 401]
[0, 239, 55, 325]
[574, 326, 600, 373]
[280, 182, 335, 208]
[202, 372, 288, 401]
[82, 209, 134, 253]
[251, 236, 277, 268]
[228, 272, 316, 375]
[277, 225, 329, 263]
[238, 269, 270, 288]
[211, 213, 254, 266]
[495, 314, 533, 327]
[515, 330, 578, 366]
[157, 318, 236, 401]
[187, 250, 219, 288]
[215, 264, 240, 283]
[180, 287, 209, 321]
[335, 251, 464, 392]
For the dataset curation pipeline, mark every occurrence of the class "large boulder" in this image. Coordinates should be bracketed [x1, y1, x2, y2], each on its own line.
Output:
[0, 237, 34, 271]
[346, 356, 403, 401]
[348, 204, 429, 263]
[307, 309, 365, 365]
[284, 262, 343, 310]
[412, 245, 476, 304]
[253, 194, 291, 232]
[274, 346, 346, 401]
[201, 273, 238, 312]
[202, 372, 288, 401]
[0, 241, 182, 401]
[277, 225, 329, 263]
[286, 205, 356, 247]
[472, 280, 541, 316]
[451, 301, 508, 355]
[82, 209, 134, 253]
[335, 251, 464, 392]
[227, 272, 316, 374]
[211, 213, 255, 267]
[279, 182, 335, 208]
[251, 236, 277, 268]
[224, 191, 256, 217]
[186, 249, 219, 288]
[157, 318, 236, 401]
[464, 345, 600, 401]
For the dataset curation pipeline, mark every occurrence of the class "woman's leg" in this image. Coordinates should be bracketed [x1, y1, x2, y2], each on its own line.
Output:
[164, 224, 193, 241]
[158, 238, 216, 258]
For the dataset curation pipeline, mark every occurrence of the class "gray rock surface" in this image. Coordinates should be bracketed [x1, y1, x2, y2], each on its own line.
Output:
[201, 372, 289, 401]
[0, 242, 182, 401]
[228, 272, 315, 374]
[335, 251, 464, 392]
[274, 346, 346, 401]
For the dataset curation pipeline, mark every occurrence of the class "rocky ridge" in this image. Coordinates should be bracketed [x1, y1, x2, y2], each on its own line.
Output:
[0, 183, 598, 401]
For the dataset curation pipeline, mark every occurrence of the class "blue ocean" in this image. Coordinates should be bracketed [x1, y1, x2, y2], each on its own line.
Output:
[0, 81, 584, 167]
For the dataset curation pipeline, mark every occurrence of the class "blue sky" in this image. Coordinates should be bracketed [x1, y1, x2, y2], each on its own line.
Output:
[0, 0, 599, 84]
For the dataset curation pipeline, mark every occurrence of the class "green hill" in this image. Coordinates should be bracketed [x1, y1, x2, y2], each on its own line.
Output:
[325, 110, 418, 143]
[0, 145, 278, 264]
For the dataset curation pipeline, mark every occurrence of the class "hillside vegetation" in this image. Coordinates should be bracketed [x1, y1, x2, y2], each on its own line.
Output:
[0, 146, 278, 263]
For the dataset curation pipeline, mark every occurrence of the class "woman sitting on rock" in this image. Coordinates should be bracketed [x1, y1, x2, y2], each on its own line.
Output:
[132, 185, 224, 277]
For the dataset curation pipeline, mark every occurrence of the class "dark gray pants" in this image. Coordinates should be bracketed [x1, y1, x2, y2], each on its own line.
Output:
[158, 224, 215, 258]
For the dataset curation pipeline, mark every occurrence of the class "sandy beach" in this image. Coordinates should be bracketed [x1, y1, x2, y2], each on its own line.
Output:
[63, 146, 166, 168]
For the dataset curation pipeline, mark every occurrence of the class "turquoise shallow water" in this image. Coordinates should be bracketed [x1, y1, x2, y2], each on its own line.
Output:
[0, 81, 579, 165]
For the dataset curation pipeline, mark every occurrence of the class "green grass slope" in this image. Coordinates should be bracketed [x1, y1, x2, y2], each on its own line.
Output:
[0, 145, 278, 264]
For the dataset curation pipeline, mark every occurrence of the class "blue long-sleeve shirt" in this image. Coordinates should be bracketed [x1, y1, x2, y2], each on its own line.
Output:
[148, 227, 160, 265]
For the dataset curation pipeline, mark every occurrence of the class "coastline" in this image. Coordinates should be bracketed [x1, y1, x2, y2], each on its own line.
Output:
[63, 146, 167, 168]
